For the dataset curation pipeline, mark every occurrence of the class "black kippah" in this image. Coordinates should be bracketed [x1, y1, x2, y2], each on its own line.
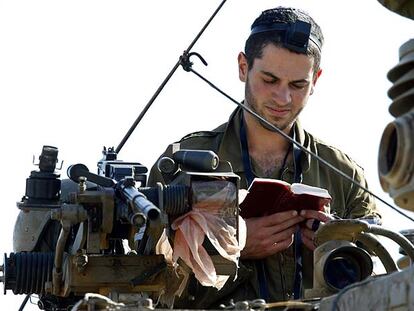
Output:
[250, 7, 322, 53]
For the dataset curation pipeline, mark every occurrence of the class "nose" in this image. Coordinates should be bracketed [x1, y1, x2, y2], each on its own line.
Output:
[272, 84, 291, 106]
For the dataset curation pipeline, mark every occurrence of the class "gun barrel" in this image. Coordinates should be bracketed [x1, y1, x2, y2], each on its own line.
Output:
[119, 182, 160, 221]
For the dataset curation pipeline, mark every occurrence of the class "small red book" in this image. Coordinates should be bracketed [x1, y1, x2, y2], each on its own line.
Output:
[239, 178, 331, 218]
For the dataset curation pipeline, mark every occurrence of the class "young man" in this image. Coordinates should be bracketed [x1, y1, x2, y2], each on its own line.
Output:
[149, 6, 380, 308]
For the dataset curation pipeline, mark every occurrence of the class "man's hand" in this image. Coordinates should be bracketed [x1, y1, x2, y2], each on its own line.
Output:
[241, 210, 305, 259]
[300, 210, 333, 250]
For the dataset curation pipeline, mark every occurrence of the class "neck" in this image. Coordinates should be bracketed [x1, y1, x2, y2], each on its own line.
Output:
[243, 110, 293, 155]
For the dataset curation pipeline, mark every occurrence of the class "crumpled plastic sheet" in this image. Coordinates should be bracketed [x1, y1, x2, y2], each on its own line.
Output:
[172, 211, 243, 289]
[171, 181, 246, 289]
[155, 181, 246, 307]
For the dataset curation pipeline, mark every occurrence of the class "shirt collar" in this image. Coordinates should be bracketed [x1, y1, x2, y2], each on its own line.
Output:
[217, 107, 311, 174]
[217, 107, 245, 173]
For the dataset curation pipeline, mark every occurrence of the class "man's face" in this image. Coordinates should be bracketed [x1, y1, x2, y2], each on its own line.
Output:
[238, 44, 320, 132]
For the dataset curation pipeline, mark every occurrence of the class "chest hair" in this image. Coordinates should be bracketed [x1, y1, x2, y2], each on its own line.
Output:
[250, 152, 288, 178]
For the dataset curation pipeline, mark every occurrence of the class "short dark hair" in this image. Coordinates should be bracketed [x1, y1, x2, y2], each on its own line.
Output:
[244, 7, 324, 76]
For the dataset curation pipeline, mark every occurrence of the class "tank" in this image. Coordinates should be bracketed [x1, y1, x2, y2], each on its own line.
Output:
[0, 1, 413, 310]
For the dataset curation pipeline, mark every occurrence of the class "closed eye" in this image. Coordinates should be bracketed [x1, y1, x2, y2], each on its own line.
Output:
[263, 78, 277, 84]
[290, 82, 309, 89]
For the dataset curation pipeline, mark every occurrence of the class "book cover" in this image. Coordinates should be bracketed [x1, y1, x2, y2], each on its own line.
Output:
[239, 178, 331, 218]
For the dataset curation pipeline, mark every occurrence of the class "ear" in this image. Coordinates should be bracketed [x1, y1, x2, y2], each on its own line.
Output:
[238, 52, 248, 82]
[310, 68, 322, 95]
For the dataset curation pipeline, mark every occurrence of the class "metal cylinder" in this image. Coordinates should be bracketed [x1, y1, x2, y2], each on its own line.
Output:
[157, 156, 178, 175]
[387, 39, 414, 117]
[38, 146, 59, 173]
[118, 180, 160, 221]
[322, 246, 373, 291]
[173, 150, 219, 172]
[2, 252, 54, 295]
[139, 184, 189, 215]
[378, 39, 414, 210]
[378, 110, 414, 188]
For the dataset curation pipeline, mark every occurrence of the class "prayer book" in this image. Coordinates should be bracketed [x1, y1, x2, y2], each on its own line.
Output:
[239, 178, 331, 218]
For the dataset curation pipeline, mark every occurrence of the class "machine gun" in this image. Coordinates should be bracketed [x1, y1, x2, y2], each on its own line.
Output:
[1, 145, 240, 310]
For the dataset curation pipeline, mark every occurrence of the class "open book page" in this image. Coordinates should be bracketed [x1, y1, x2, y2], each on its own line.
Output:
[247, 177, 291, 189]
[290, 183, 331, 199]
[239, 178, 331, 218]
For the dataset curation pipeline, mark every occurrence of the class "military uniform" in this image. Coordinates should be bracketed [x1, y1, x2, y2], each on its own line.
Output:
[148, 107, 380, 308]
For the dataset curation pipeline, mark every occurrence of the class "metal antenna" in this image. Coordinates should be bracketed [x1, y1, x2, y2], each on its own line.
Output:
[115, 0, 228, 154]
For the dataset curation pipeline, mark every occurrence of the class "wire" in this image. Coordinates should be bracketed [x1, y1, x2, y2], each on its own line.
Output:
[355, 232, 398, 273]
[18, 295, 30, 311]
[368, 225, 414, 261]
[113, 0, 414, 223]
[115, 0, 228, 154]
[29, 294, 39, 305]
[185, 65, 414, 223]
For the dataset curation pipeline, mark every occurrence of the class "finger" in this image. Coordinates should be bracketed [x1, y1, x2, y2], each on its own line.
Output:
[269, 225, 298, 244]
[244, 216, 300, 239]
[256, 226, 297, 254]
[244, 211, 301, 230]
[256, 226, 296, 250]
[242, 232, 295, 258]
[269, 215, 305, 234]
[244, 219, 296, 245]
[301, 227, 315, 242]
[272, 235, 295, 253]
[245, 218, 280, 240]
[264, 210, 303, 226]
[301, 233, 316, 251]
[300, 210, 332, 222]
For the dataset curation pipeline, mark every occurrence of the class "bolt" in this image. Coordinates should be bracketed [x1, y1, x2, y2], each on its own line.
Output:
[79, 176, 87, 193]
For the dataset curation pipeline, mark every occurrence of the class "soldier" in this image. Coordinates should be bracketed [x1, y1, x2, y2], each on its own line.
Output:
[149, 6, 380, 308]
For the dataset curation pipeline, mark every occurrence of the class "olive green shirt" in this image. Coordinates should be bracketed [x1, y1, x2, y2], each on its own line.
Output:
[148, 107, 379, 308]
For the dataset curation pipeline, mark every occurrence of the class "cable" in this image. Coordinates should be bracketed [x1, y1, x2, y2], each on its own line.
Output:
[18, 295, 30, 311]
[368, 225, 414, 261]
[355, 232, 398, 273]
[115, 0, 228, 154]
[113, 0, 414, 223]
[183, 64, 414, 223]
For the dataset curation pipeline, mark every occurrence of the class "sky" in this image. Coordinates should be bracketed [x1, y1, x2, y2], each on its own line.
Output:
[0, 0, 413, 309]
